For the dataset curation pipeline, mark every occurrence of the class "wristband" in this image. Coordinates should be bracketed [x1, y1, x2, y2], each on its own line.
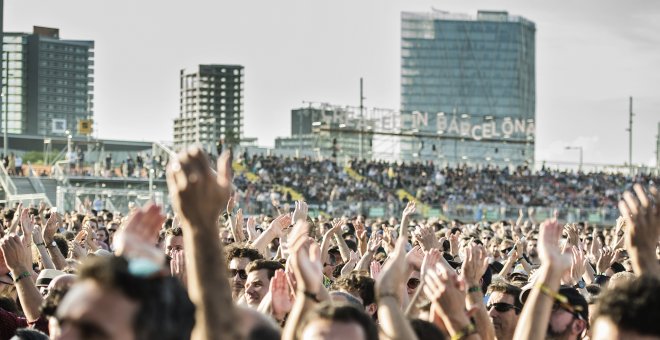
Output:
[303, 290, 320, 303]
[536, 283, 568, 305]
[35, 242, 45, 247]
[467, 285, 482, 294]
[451, 322, 476, 340]
[377, 291, 399, 303]
[13, 271, 31, 283]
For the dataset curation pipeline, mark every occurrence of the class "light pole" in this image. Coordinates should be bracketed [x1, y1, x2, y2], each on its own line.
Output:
[565, 146, 583, 172]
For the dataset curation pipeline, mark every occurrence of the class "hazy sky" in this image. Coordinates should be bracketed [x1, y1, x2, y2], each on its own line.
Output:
[6, 0, 660, 167]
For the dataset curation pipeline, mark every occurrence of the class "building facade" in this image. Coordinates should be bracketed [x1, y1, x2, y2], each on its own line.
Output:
[400, 10, 536, 166]
[1, 26, 94, 137]
[275, 104, 374, 160]
[173, 64, 244, 152]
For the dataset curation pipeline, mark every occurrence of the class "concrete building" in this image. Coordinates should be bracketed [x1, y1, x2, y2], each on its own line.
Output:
[1, 26, 94, 137]
[275, 104, 374, 160]
[173, 64, 244, 152]
[400, 10, 536, 166]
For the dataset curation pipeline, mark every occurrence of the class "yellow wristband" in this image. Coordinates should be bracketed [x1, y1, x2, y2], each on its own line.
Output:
[451, 322, 476, 340]
[536, 283, 568, 304]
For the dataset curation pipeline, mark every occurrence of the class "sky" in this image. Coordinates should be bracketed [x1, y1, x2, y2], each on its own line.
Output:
[6, 0, 660, 168]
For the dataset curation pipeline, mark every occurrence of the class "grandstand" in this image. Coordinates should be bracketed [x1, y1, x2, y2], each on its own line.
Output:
[0, 141, 657, 225]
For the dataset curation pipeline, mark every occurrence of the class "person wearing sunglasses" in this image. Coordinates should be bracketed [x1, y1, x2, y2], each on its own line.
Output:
[486, 282, 523, 340]
[226, 245, 263, 302]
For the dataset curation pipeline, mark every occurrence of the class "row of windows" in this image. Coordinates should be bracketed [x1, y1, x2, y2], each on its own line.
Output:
[40, 69, 89, 79]
[39, 87, 89, 96]
[39, 103, 89, 111]
[401, 74, 521, 84]
[39, 53, 89, 63]
[41, 43, 90, 54]
[39, 61, 89, 71]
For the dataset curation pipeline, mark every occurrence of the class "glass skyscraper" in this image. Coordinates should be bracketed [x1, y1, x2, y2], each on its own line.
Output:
[400, 10, 536, 166]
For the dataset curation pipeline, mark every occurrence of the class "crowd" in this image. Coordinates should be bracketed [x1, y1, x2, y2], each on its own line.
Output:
[0, 146, 658, 340]
[235, 154, 657, 210]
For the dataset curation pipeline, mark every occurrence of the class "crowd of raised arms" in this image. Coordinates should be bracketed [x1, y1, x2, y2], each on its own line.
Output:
[0, 147, 658, 340]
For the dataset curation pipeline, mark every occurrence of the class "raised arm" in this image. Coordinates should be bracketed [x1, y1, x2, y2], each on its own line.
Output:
[0, 235, 43, 322]
[43, 213, 67, 270]
[618, 184, 660, 278]
[376, 204, 418, 340]
[32, 225, 54, 269]
[462, 244, 495, 340]
[513, 220, 572, 340]
[166, 148, 240, 340]
[282, 234, 325, 340]
[251, 214, 291, 256]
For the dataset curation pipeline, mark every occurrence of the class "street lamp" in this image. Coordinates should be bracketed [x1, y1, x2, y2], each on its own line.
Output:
[565, 146, 583, 172]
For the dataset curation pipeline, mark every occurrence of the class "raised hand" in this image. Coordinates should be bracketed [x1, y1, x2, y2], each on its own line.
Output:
[167, 148, 232, 229]
[19, 209, 34, 244]
[245, 217, 260, 242]
[43, 212, 60, 244]
[226, 196, 236, 216]
[113, 203, 166, 264]
[421, 248, 441, 279]
[538, 219, 572, 274]
[290, 231, 323, 295]
[292, 200, 308, 224]
[0, 235, 31, 274]
[402, 201, 416, 218]
[270, 269, 294, 321]
[370, 261, 382, 280]
[568, 246, 587, 285]
[563, 224, 579, 248]
[461, 244, 489, 287]
[268, 214, 292, 238]
[341, 250, 360, 276]
[618, 184, 660, 276]
[415, 225, 439, 251]
[406, 245, 425, 272]
[423, 263, 471, 336]
[367, 233, 383, 253]
[596, 248, 614, 275]
[69, 239, 86, 260]
[170, 249, 187, 287]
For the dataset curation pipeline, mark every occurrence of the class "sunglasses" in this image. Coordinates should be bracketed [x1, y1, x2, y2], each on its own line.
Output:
[407, 278, 421, 290]
[229, 269, 247, 280]
[487, 302, 519, 313]
[500, 247, 513, 253]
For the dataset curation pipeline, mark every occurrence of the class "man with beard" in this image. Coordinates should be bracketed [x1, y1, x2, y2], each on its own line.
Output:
[513, 220, 589, 340]
[244, 260, 284, 308]
[486, 282, 523, 340]
[225, 245, 264, 302]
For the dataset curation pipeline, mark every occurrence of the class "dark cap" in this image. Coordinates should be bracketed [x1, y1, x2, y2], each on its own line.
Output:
[520, 285, 589, 321]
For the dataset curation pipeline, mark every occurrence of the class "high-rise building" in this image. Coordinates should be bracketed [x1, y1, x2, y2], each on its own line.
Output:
[1, 26, 94, 137]
[173, 64, 244, 152]
[400, 10, 536, 166]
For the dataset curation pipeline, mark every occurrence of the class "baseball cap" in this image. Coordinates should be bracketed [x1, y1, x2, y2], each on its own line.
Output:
[520, 284, 588, 321]
[36, 269, 65, 287]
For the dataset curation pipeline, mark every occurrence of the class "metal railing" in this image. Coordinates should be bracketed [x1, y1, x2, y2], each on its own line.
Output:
[0, 162, 17, 196]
